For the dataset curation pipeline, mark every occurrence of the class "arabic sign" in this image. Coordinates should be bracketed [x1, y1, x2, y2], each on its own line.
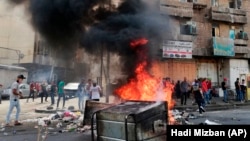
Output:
[162, 40, 193, 59]
[213, 37, 235, 56]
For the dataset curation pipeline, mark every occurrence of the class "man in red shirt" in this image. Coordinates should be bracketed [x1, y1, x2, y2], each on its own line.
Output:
[207, 78, 212, 101]
[201, 78, 210, 105]
[26, 81, 35, 102]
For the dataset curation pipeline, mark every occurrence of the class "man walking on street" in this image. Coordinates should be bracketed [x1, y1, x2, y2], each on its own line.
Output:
[221, 78, 228, 103]
[57, 80, 65, 109]
[5, 74, 26, 126]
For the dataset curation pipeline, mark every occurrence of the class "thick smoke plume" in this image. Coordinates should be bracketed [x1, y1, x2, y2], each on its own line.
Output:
[10, 0, 169, 78]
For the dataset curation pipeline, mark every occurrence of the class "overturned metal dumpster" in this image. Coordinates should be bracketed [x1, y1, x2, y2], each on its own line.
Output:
[91, 101, 167, 141]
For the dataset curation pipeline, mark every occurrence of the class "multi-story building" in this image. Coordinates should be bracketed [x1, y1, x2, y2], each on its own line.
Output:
[1, 0, 249, 89]
[160, 0, 249, 88]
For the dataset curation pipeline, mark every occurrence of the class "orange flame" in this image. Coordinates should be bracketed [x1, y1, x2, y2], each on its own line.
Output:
[115, 38, 175, 124]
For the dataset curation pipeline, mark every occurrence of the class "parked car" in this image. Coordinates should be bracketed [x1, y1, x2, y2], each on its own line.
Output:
[64, 82, 79, 99]
[1, 83, 30, 99]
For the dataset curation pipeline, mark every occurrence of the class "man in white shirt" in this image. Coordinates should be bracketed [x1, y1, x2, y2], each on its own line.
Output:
[5, 74, 25, 126]
[90, 82, 102, 101]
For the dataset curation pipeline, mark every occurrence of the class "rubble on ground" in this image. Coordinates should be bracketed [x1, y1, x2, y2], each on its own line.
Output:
[171, 109, 221, 125]
[0, 106, 92, 137]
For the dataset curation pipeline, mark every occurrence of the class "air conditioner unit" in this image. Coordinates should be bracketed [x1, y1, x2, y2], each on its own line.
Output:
[189, 25, 196, 34]
[180, 24, 197, 35]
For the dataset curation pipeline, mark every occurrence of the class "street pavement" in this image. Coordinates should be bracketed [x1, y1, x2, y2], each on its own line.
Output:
[0, 95, 250, 141]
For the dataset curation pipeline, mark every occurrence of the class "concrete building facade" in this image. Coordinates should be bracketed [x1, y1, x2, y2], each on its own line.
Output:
[160, 0, 250, 89]
[0, 0, 249, 90]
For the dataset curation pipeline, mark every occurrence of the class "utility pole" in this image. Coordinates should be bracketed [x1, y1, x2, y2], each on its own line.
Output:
[105, 0, 112, 103]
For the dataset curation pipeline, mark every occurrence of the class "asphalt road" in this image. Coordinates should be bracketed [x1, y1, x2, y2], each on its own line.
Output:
[188, 105, 250, 125]
[1, 97, 250, 141]
[0, 130, 92, 141]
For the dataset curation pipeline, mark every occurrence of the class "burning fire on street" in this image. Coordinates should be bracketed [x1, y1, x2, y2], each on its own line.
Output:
[115, 38, 176, 124]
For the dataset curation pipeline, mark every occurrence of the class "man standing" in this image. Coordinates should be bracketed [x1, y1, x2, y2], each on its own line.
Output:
[26, 81, 35, 102]
[6, 74, 26, 126]
[240, 79, 246, 103]
[221, 78, 228, 103]
[90, 82, 102, 101]
[50, 81, 57, 105]
[180, 77, 189, 105]
[40, 81, 48, 103]
[57, 80, 65, 109]
[77, 78, 87, 111]
[85, 79, 92, 99]
[235, 78, 242, 101]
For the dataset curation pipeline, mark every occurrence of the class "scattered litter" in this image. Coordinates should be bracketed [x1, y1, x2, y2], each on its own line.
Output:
[204, 119, 221, 125]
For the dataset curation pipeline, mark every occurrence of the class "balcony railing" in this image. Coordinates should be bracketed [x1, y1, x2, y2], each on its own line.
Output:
[211, 7, 247, 24]
[177, 34, 193, 41]
[193, 0, 207, 10]
[160, 0, 193, 18]
[234, 39, 248, 46]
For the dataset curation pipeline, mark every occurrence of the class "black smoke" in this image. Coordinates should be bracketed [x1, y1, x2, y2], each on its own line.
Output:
[10, 0, 169, 78]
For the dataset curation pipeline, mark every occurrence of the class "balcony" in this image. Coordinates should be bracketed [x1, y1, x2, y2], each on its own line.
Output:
[177, 34, 193, 41]
[234, 46, 248, 54]
[211, 7, 247, 24]
[192, 0, 207, 10]
[234, 39, 248, 46]
[160, 0, 193, 18]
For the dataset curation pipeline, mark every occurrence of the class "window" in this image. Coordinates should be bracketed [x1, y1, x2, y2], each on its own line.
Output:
[36, 40, 50, 56]
[180, 21, 196, 35]
[211, 0, 218, 6]
[229, 0, 242, 9]
[212, 23, 219, 37]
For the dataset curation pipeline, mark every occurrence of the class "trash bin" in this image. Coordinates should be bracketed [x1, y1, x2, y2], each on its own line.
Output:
[93, 101, 167, 141]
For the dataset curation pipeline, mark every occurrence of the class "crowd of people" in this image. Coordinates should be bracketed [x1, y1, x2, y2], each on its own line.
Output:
[4, 74, 103, 127]
[172, 77, 247, 116]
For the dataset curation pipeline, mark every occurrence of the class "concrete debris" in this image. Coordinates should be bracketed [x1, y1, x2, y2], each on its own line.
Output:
[56, 122, 63, 128]
[171, 109, 223, 125]
[203, 119, 221, 125]
[68, 106, 75, 111]
[47, 106, 53, 110]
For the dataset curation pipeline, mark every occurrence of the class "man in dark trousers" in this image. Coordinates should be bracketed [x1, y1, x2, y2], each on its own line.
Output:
[26, 81, 35, 102]
[50, 81, 57, 105]
[180, 77, 189, 105]
[221, 78, 228, 103]
[240, 79, 246, 103]
[193, 79, 205, 116]
[235, 78, 242, 102]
